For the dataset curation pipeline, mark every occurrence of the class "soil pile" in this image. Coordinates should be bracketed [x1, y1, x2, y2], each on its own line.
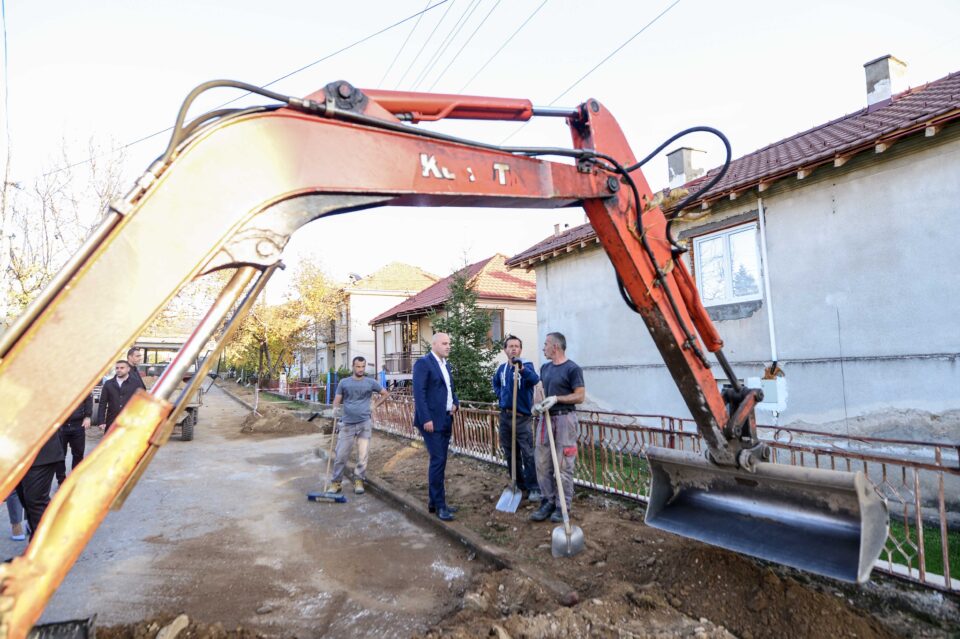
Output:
[369, 438, 954, 638]
[238, 404, 318, 436]
[98, 615, 264, 639]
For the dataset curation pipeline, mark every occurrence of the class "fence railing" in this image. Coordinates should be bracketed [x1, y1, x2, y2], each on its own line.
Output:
[372, 397, 959, 593]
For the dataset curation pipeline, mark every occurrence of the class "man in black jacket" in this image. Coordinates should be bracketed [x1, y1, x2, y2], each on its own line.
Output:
[127, 347, 147, 391]
[16, 430, 65, 538]
[56, 392, 94, 485]
[97, 361, 140, 433]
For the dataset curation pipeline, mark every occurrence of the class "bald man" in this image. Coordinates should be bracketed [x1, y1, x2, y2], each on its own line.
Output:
[412, 332, 460, 521]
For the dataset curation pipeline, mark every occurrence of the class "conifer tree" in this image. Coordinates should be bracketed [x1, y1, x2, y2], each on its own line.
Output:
[430, 268, 498, 402]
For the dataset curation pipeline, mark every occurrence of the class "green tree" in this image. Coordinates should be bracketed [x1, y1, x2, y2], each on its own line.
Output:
[429, 267, 498, 402]
[225, 298, 310, 382]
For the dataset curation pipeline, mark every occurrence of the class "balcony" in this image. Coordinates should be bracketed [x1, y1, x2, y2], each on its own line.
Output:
[383, 347, 425, 375]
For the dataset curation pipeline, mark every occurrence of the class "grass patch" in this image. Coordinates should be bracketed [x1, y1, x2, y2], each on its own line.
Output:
[887, 518, 960, 580]
[576, 448, 649, 493]
[258, 392, 310, 410]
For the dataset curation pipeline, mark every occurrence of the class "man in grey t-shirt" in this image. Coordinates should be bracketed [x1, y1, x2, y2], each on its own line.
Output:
[331, 356, 390, 494]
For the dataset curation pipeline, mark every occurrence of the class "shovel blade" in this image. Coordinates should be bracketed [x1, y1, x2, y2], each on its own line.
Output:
[644, 446, 888, 583]
[495, 486, 523, 513]
[551, 524, 585, 557]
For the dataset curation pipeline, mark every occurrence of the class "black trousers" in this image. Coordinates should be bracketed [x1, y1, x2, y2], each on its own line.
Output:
[498, 411, 539, 492]
[16, 463, 58, 536]
[56, 426, 87, 484]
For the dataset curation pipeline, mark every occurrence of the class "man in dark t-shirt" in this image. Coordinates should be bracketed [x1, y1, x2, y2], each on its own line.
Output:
[331, 356, 389, 494]
[530, 331, 585, 523]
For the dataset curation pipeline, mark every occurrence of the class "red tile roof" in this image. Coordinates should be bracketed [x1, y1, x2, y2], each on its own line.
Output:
[507, 69, 960, 268]
[505, 223, 598, 268]
[677, 69, 960, 208]
[370, 254, 536, 324]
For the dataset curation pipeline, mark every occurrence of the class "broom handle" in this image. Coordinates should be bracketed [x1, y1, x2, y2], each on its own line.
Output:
[544, 412, 573, 537]
[323, 409, 338, 491]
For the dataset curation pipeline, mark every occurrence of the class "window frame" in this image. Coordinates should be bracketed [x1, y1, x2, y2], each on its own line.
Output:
[692, 222, 763, 307]
[485, 308, 505, 347]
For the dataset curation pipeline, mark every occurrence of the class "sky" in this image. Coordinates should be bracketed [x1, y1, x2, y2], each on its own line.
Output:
[3, 0, 959, 298]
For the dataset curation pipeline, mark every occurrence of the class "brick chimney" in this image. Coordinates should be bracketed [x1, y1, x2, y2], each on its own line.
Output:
[666, 147, 705, 189]
[864, 55, 907, 111]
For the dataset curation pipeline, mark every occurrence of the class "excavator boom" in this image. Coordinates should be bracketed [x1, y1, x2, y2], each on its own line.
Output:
[0, 80, 887, 638]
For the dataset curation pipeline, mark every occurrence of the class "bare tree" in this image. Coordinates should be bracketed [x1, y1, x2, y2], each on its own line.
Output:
[1, 139, 126, 326]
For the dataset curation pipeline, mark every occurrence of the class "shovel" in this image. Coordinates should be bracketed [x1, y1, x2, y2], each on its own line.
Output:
[495, 363, 523, 513]
[644, 446, 889, 583]
[544, 411, 585, 557]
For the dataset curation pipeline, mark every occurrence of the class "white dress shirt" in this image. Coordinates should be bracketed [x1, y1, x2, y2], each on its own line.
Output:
[431, 351, 454, 412]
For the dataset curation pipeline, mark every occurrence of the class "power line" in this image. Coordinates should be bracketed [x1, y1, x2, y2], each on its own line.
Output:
[40, 0, 452, 178]
[457, 0, 548, 94]
[547, 0, 681, 106]
[427, 0, 502, 92]
[260, 0, 451, 93]
[500, 0, 682, 144]
[394, 0, 459, 89]
[379, 0, 433, 87]
[411, 0, 482, 90]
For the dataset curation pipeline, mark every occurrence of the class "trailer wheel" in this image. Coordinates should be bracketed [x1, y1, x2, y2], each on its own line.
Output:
[181, 409, 196, 441]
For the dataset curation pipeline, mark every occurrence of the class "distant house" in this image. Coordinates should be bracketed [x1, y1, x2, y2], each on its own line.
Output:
[507, 56, 960, 437]
[370, 254, 537, 383]
[332, 263, 438, 373]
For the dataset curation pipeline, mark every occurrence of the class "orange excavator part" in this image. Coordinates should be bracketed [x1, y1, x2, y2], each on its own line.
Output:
[0, 79, 888, 638]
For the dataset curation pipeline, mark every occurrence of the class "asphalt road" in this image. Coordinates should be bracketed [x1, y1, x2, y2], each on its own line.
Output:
[3, 385, 476, 637]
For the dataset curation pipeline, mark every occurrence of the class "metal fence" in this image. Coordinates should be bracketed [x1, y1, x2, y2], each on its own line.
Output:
[372, 397, 959, 593]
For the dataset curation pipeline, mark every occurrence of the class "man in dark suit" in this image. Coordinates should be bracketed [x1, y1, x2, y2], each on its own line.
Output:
[412, 332, 460, 521]
[97, 360, 140, 433]
[56, 392, 94, 485]
[127, 347, 147, 391]
[16, 429, 65, 538]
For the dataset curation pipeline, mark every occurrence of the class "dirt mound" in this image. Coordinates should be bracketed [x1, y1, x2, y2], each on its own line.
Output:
[369, 439, 924, 639]
[98, 615, 264, 639]
[238, 404, 319, 436]
[790, 408, 960, 442]
[425, 570, 736, 638]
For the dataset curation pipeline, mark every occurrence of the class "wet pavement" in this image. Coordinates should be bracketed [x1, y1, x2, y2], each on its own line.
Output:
[3, 385, 477, 637]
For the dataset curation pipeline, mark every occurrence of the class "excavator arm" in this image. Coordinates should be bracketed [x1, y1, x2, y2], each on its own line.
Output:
[0, 80, 887, 639]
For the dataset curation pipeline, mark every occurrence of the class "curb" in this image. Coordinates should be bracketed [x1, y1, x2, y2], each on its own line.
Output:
[213, 381, 257, 412]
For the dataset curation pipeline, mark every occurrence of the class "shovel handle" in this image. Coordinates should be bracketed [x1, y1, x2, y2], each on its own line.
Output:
[510, 363, 519, 486]
[543, 412, 573, 537]
[322, 413, 339, 492]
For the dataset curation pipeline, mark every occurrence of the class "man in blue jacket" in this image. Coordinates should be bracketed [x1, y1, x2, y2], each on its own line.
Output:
[491, 335, 541, 502]
[413, 332, 460, 521]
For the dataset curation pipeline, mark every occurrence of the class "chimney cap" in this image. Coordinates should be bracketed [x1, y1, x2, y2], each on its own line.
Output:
[863, 54, 906, 69]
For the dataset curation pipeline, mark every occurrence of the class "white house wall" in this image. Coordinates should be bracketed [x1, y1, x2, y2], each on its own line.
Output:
[532, 128, 960, 436]
[348, 291, 415, 371]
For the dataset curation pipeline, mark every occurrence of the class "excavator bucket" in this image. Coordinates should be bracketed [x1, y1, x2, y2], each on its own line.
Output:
[644, 446, 889, 583]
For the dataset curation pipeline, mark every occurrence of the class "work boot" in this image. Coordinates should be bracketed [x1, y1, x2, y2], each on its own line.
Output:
[527, 489, 542, 503]
[354, 479, 365, 495]
[550, 509, 566, 523]
[529, 502, 556, 522]
[329, 481, 342, 494]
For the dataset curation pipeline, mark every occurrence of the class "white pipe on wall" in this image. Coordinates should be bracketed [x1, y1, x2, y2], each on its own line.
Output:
[757, 197, 778, 363]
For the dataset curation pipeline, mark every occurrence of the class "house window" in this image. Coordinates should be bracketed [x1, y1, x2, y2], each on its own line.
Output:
[486, 309, 504, 346]
[693, 224, 762, 306]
